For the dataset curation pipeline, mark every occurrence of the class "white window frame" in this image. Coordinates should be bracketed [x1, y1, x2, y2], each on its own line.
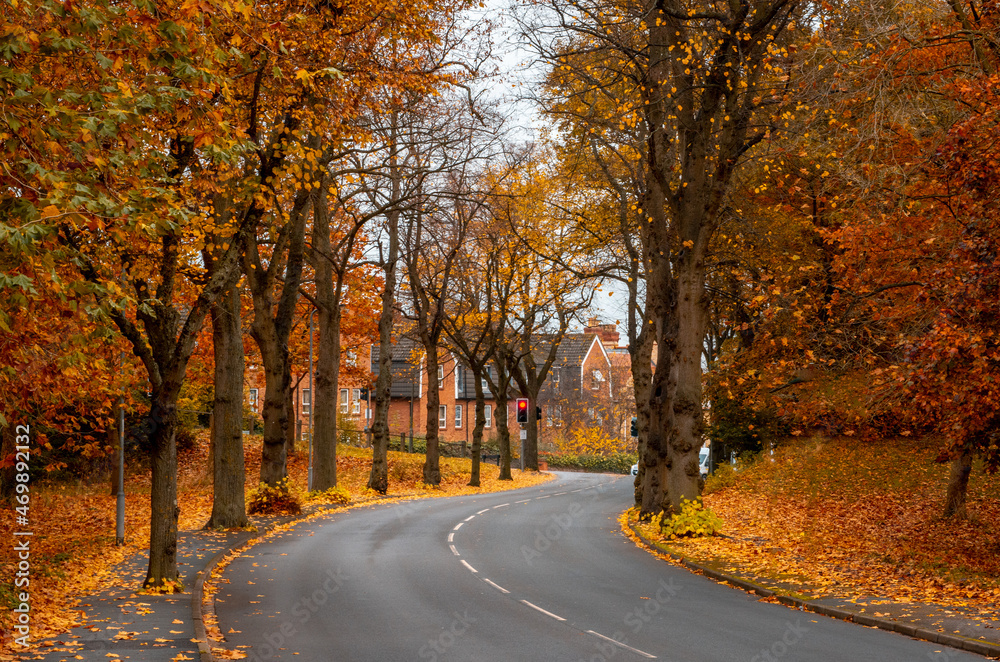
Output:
[438, 364, 445, 390]
[455, 365, 464, 398]
[484, 404, 492, 428]
[249, 388, 258, 412]
[552, 366, 561, 386]
[352, 389, 361, 414]
[439, 405, 447, 429]
[481, 366, 492, 391]
[455, 404, 463, 429]
[346, 350, 357, 367]
[302, 388, 311, 416]
[340, 388, 349, 414]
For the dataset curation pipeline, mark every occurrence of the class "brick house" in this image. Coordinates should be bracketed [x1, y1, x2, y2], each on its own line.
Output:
[371, 328, 617, 448]
[246, 321, 623, 449]
[246, 342, 375, 443]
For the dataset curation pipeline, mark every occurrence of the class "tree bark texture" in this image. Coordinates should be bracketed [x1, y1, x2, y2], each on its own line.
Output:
[422, 347, 442, 485]
[145, 394, 180, 588]
[943, 444, 973, 518]
[468, 373, 486, 487]
[206, 285, 249, 529]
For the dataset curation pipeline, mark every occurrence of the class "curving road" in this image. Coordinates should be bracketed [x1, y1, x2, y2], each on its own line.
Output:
[214, 472, 982, 661]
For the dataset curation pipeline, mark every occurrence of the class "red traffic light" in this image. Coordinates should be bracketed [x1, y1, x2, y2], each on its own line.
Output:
[516, 398, 529, 423]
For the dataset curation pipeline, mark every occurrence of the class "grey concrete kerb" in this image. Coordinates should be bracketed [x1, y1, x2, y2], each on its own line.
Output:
[627, 519, 1000, 659]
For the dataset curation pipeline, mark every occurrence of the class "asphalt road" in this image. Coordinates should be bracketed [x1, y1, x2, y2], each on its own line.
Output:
[215, 472, 981, 661]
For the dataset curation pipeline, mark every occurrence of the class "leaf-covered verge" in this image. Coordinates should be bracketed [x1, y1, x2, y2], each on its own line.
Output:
[0, 431, 551, 657]
[624, 435, 1000, 625]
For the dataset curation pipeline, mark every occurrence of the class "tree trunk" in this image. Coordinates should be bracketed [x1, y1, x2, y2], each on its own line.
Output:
[423, 348, 442, 485]
[245, 183, 312, 487]
[469, 375, 486, 487]
[630, 331, 654, 508]
[639, 248, 677, 519]
[285, 385, 296, 455]
[258, 353, 290, 486]
[661, 262, 708, 513]
[206, 285, 249, 529]
[368, 119, 401, 494]
[496, 394, 512, 480]
[943, 444, 973, 518]
[312, 304, 341, 491]
[145, 394, 180, 589]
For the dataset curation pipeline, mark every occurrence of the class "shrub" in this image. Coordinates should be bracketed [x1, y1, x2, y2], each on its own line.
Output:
[541, 452, 638, 474]
[658, 498, 723, 539]
[247, 477, 302, 515]
[309, 485, 351, 505]
[703, 462, 738, 494]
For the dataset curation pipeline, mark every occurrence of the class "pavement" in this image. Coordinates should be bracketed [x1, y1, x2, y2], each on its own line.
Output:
[13, 478, 1000, 661]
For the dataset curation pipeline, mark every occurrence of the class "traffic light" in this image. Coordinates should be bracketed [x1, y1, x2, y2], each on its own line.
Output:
[516, 398, 529, 423]
[630, 417, 638, 437]
[536, 406, 542, 421]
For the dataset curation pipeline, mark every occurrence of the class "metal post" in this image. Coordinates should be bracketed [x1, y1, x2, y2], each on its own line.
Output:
[115, 398, 125, 545]
[308, 309, 315, 491]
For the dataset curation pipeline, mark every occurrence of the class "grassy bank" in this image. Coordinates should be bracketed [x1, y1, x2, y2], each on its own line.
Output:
[629, 435, 1000, 613]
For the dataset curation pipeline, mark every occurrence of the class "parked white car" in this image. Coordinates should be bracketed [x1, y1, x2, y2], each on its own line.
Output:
[632, 448, 709, 478]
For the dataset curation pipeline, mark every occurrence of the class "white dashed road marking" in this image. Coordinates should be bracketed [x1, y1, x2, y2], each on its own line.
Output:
[587, 630, 657, 659]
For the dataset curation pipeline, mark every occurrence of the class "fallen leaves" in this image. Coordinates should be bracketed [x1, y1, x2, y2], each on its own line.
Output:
[628, 435, 1000, 625]
[0, 431, 550, 658]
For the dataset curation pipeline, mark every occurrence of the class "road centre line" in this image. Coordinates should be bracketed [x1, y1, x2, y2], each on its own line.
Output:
[537, 495, 551, 499]
[482, 578, 510, 594]
[493, 503, 509, 509]
[464, 514, 477, 522]
[515, 499, 531, 504]
[453, 522, 463, 531]
[520, 600, 566, 622]
[477, 508, 491, 514]
[461, 560, 478, 573]
[448, 532, 454, 542]
[586, 630, 657, 659]
[450, 544, 459, 556]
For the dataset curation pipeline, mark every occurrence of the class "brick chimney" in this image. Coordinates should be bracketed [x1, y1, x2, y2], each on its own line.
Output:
[584, 317, 620, 348]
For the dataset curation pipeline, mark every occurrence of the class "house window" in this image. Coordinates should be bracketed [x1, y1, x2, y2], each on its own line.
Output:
[455, 404, 463, 429]
[438, 364, 445, 390]
[346, 350, 357, 367]
[352, 389, 361, 414]
[249, 388, 258, 412]
[484, 404, 492, 428]
[481, 366, 492, 391]
[591, 369, 603, 390]
[302, 388, 311, 416]
[455, 366, 465, 396]
[439, 405, 447, 429]
[554, 405, 563, 427]
[546, 405, 553, 427]
[552, 367, 561, 386]
[340, 388, 349, 413]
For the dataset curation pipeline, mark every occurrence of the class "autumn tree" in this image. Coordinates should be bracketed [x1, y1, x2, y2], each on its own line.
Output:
[522, 0, 804, 516]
